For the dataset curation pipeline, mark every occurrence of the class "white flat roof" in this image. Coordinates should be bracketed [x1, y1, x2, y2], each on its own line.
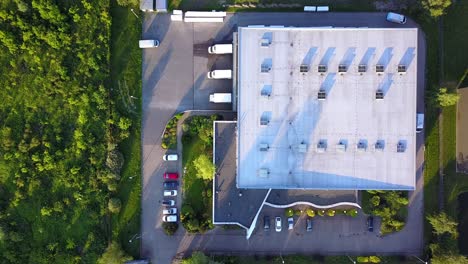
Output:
[237, 27, 417, 190]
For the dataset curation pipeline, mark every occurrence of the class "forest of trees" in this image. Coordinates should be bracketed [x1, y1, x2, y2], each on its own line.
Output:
[0, 0, 132, 263]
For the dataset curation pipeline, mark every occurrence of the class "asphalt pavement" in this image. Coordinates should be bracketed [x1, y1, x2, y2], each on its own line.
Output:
[141, 12, 426, 264]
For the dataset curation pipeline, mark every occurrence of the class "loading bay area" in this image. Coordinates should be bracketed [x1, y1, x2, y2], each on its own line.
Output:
[141, 12, 426, 263]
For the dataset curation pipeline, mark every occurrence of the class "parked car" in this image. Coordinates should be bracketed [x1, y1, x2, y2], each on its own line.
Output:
[275, 216, 282, 232]
[306, 218, 313, 232]
[288, 217, 294, 230]
[162, 200, 175, 206]
[139, 39, 159, 48]
[163, 181, 179, 188]
[367, 216, 374, 232]
[264, 216, 270, 231]
[163, 190, 177, 197]
[162, 215, 177, 222]
[163, 208, 177, 215]
[163, 172, 179, 180]
[163, 154, 178, 161]
[386, 12, 406, 24]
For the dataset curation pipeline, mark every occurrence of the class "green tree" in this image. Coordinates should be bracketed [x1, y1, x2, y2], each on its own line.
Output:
[285, 208, 294, 217]
[116, 0, 139, 7]
[370, 195, 380, 207]
[427, 212, 458, 238]
[182, 251, 221, 264]
[193, 154, 215, 180]
[108, 198, 122, 214]
[422, 0, 452, 18]
[97, 242, 132, 264]
[437, 88, 460, 107]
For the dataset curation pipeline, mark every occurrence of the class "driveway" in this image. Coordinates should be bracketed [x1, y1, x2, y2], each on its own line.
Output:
[141, 12, 425, 264]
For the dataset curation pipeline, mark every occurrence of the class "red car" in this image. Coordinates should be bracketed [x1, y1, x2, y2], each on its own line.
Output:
[163, 172, 179, 180]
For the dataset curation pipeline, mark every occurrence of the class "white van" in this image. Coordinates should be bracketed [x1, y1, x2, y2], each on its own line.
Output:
[386, 12, 407, 24]
[208, 44, 233, 54]
[416, 113, 424, 133]
[207, 70, 232, 79]
[139, 40, 160, 48]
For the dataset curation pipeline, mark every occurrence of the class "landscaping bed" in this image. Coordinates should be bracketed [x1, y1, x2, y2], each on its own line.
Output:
[180, 115, 219, 233]
[162, 113, 184, 150]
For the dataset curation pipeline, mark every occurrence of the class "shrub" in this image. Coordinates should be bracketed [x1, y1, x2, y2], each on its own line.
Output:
[162, 222, 179, 236]
[326, 209, 335, 217]
[369, 256, 381, 263]
[193, 154, 215, 180]
[285, 208, 294, 217]
[357, 256, 369, 263]
[294, 209, 302, 216]
[106, 150, 124, 173]
[306, 208, 315, 217]
[318, 210, 325, 216]
[108, 198, 121, 214]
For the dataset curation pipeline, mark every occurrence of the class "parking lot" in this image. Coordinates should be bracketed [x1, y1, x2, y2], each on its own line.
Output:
[141, 12, 426, 263]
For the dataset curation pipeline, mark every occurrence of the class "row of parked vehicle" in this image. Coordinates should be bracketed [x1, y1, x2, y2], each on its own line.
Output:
[263, 215, 374, 233]
[162, 154, 179, 223]
[264, 216, 313, 232]
[207, 44, 233, 80]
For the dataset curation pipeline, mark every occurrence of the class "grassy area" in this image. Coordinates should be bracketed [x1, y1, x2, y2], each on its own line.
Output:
[182, 135, 209, 212]
[443, 0, 468, 83]
[110, 1, 142, 258]
[180, 116, 216, 233]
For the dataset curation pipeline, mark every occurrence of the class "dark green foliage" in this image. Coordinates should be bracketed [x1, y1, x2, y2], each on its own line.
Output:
[0, 0, 133, 262]
[364, 191, 408, 234]
[162, 222, 179, 236]
[116, 0, 139, 7]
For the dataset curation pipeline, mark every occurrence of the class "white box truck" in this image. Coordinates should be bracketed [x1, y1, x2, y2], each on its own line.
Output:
[209, 93, 232, 103]
[139, 40, 159, 48]
[207, 70, 232, 79]
[208, 44, 233, 54]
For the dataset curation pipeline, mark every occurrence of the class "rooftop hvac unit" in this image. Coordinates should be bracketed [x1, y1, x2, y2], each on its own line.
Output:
[297, 143, 307, 153]
[376, 65, 384, 73]
[375, 140, 385, 151]
[259, 143, 269, 151]
[358, 64, 367, 73]
[258, 168, 269, 178]
[398, 65, 407, 74]
[397, 141, 406, 153]
[338, 64, 347, 73]
[336, 140, 347, 153]
[318, 65, 327, 73]
[300, 64, 309, 73]
[376, 90, 384, 100]
[316, 140, 327, 153]
[261, 89, 271, 97]
[260, 38, 271, 47]
[260, 116, 269, 126]
[318, 91, 326, 100]
[261, 64, 271, 73]
[356, 140, 367, 152]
